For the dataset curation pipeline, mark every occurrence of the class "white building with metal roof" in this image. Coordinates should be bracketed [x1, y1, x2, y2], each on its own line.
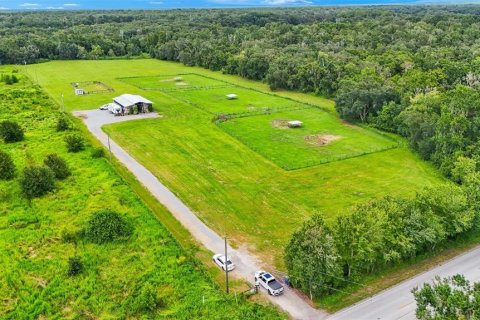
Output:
[113, 94, 153, 114]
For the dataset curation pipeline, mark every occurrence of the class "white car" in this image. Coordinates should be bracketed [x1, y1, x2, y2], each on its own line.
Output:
[212, 254, 235, 271]
[255, 270, 284, 296]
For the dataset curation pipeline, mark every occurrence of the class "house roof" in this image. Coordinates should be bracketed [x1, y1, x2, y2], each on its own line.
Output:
[113, 94, 153, 107]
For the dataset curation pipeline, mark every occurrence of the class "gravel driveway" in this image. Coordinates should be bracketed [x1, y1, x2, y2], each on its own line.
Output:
[75, 109, 328, 320]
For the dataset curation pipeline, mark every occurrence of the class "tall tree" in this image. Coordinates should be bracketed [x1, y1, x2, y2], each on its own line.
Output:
[285, 214, 342, 298]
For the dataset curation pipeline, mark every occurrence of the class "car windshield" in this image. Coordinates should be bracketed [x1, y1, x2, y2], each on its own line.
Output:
[226, 260, 232, 265]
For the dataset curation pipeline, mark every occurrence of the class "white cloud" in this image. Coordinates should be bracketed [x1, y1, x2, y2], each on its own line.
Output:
[63, 3, 80, 6]
[47, 6, 64, 9]
[0, 7, 9, 9]
[149, 1, 164, 4]
[19, 2, 40, 6]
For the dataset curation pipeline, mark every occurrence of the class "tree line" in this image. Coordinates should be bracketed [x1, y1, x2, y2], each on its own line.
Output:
[285, 161, 480, 298]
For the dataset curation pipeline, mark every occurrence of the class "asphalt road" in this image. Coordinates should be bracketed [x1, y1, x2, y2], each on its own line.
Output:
[328, 245, 480, 320]
[75, 109, 327, 320]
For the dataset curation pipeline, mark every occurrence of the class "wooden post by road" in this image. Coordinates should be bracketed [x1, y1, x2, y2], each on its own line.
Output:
[225, 236, 229, 294]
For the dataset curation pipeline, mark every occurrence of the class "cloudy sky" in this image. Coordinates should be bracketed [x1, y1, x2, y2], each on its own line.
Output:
[0, 0, 479, 10]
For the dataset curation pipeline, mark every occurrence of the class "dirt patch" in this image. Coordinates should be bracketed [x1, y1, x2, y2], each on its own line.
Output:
[159, 78, 174, 82]
[271, 119, 290, 129]
[341, 119, 358, 129]
[175, 82, 188, 86]
[304, 134, 341, 146]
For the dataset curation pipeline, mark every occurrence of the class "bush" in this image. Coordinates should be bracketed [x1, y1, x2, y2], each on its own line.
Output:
[44, 154, 71, 180]
[20, 166, 55, 199]
[0, 150, 15, 180]
[65, 134, 84, 153]
[84, 210, 133, 244]
[0, 120, 24, 143]
[129, 283, 158, 314]
[56, 116, 70, 131]
[91, 147, 105, 158]
[68, 256, 83, 276]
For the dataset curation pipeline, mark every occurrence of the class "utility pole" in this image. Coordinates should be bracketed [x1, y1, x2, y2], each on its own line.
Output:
[107, 134, 112, 162]
[225, 236, 229, 294]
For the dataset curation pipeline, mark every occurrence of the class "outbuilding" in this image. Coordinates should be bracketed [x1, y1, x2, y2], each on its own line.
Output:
[113, 94, 153, 114]
[226, 94, 238, 100]
[288, 120, 303, 128]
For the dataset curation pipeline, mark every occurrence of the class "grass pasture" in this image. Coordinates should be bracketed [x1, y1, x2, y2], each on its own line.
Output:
[218, 108, 399, 169]
[30, 59, 444, 271]
[122, 73, 398, 169]
[73, 80, 114, 94]
[120, 73, 232, 92]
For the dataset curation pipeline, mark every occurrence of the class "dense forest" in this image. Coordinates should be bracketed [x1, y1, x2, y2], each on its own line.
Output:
[4, 6, 480, 302]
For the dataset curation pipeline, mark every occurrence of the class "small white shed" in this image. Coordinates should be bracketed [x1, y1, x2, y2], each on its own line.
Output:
[226, 94, 238, 100]
[288, 120, 303, 128]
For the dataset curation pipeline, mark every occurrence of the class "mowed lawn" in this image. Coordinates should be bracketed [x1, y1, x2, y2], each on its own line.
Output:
[119, 73, 231, 91]
[218, 108, 399, 169]
[31, 60, 444, 269]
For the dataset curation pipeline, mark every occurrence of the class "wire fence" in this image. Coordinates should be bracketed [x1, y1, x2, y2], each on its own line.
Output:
[217, 126, 402, 171]
[70, 81, 114, 95]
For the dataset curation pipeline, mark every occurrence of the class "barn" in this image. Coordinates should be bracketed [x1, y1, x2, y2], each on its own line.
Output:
[113, 94, 153, 114]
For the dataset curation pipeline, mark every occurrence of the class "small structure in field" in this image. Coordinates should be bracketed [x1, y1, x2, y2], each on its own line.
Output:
[71, 81, 114, 95]
[112, 94, 153, 115]
[174, 77, 183, 81]
[288, 120, 303, 128]
[75, 88, 85, 96]
[226, 94, 238, 100]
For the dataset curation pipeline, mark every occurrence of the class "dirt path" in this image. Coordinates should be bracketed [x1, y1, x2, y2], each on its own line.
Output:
[75, 109, 328, 320]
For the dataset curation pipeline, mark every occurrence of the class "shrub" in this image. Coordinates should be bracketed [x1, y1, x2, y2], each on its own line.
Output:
[44, 154, 71, 180]
[56, 116, 70, 131]
[91, 147, 105, 158]
[0, 120, 24, 143]
[84, 210, 133, 244]
[65, 134, 84, 153]
[129, 283, 158, 314]
[20, 166, 55, 199]
[68, 256, 83, 276]
[0, 150, 15, 180]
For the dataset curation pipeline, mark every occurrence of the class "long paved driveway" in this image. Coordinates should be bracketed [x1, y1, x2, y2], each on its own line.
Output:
[328, 245, 480, 320]
[75, 110, 327, 320]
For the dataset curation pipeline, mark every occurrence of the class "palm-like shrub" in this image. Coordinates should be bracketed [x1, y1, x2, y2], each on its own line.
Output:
[44, 154, 71, 180]
[84, 210, 133, 244]
[0, 120, 24, 143]
[65, 134, 84, 153]
[20, 166, 55, 199]
[0, 150, 15, 180]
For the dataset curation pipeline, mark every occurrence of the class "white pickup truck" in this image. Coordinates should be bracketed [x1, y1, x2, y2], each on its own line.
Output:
[254, 270, 284, 296]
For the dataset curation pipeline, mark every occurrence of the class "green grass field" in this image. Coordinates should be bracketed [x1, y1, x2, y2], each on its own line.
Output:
[30, 60, 444, 271]
[218, 108, 399, 169]
[0, 70, 283, 319]
[120, 73, 231, 92]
